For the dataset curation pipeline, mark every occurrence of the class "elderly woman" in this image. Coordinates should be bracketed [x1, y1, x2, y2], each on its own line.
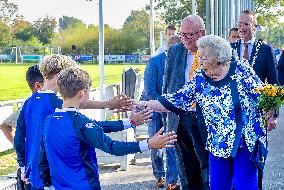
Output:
[140, 35, 275, 190]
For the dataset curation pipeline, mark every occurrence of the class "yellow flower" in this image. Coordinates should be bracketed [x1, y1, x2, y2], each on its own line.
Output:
[281, 89, 284, 94]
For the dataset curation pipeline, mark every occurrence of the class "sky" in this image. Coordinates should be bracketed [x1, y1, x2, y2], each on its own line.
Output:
[10, 0, 149, 29]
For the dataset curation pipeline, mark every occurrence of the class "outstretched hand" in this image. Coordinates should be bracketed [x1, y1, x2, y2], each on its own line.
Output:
[130, 107, 153, 126]
[148, 127, 177, 149]
[108, 94, 134, 111]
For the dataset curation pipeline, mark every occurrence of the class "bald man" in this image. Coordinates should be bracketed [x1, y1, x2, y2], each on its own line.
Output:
[163, 15, 209, 190]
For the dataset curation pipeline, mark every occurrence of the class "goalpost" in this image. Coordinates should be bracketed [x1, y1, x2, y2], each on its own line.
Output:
[11, 46, 61, 64]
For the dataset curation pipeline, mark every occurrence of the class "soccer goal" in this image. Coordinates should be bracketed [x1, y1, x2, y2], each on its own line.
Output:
[11, 46, 61, 64]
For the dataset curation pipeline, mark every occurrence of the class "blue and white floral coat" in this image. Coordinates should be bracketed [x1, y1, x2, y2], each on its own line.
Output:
[158, 60, 266, 158]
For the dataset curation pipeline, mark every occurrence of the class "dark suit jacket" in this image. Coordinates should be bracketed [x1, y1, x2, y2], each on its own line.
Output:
[162, 43, 188, 132]
[140, 52, 166, 119]
[231, 39, 278, 84]
[277, 51, 284, 85]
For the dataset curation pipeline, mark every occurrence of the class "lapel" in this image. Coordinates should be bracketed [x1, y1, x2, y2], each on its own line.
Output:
[237, 39, 241, 58]
[159, 52, 166, 75]
[249, 41, 257, 64]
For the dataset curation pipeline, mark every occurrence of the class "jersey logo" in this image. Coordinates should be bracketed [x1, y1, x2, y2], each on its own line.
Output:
[85, 123, 97, 128]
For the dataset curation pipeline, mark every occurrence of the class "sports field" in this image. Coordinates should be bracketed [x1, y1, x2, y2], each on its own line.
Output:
[0, 63, 146, 101]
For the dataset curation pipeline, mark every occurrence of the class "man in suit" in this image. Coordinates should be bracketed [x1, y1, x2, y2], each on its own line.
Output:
[231, 10, 278, 84]
[163, 15, 209, 190]
[141, 35, 182, 189]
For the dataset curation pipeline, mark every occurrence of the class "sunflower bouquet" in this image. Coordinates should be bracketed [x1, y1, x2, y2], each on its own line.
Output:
[255, 84, 284, 128]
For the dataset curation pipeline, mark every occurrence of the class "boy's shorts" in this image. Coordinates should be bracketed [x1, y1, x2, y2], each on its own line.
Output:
[3, 105, 22, 128]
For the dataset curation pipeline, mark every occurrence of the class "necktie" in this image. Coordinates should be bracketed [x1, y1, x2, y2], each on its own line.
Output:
[189, 51, 199, 109]
[189, 51, 199, 79]
[243, 43, 249, 60]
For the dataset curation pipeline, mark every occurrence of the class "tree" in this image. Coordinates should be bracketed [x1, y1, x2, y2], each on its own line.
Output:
[155, 0, 206, 25]
[11, 20, 36, 42]
[123, 9, 165, 53]
[253, 0, 284, 28]
[33, 15, 57, 44]
[0, 0, 22, 24]
[0, 20, 12, 45]
[59, 15, 85, 30]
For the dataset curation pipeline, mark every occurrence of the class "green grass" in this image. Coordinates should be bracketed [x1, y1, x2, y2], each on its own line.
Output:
[0, 63, 146, 101]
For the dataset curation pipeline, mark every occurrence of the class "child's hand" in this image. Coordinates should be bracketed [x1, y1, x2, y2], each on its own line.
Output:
[148, 127, 177, 149]
[130, 107, 153, 126]
[21, 172, 29, 184]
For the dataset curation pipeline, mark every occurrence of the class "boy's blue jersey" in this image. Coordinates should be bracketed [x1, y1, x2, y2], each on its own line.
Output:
[14, 90, 62, 188]
[41, 108, 141, 190]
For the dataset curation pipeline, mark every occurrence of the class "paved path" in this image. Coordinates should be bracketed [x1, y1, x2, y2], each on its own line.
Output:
[100, 107, 284, 190]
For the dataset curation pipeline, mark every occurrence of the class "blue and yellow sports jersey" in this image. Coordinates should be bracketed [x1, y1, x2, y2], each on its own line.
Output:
[41, 108, 142, 190]
[14, 90, 62, 188]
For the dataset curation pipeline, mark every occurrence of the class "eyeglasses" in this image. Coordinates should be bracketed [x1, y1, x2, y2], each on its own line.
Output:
[237, 22, 252, 27]
[178, 30, 201, 39]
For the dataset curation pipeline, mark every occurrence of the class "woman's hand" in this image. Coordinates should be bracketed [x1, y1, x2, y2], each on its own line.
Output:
[265, 107, 277, 131]
[267, 116, 277, 131]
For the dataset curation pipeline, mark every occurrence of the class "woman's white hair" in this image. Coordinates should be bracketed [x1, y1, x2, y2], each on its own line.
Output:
[197, 34, 232, 63]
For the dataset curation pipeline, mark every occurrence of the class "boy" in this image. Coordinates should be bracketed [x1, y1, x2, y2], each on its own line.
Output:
[0, 65, 44, 190]
[39, 67, 177, 190]
[1, 65, 44, 144]
[14, 55, 148, 190]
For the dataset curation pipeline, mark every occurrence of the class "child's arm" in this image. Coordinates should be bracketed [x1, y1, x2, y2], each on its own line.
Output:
[83, 94, 134, 111]
[76, 117, 176, 156]
[97, 107, 153, 133]
[14, 106, 26, 173]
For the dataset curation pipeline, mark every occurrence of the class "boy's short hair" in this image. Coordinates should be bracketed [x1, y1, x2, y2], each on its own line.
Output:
[229, 27, 238, 36]
[57, 67, 92, 99]
[26, 65, 44, 89]
[39, 55, 77, 80]
[166, 25, 176, 31]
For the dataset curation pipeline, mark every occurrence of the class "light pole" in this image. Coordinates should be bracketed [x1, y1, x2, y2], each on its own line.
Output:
[150, 0, 155, 56]
[192, 0, 197, 15]
[87, 0, 105, 120]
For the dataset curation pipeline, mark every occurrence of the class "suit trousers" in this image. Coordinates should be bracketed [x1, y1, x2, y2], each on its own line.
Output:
[176, 112, 209, 190]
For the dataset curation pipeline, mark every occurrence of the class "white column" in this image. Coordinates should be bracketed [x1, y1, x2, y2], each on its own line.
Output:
[192, 0, 197, 15]
[149, 0, 155, 56]
[210, 0, 215, 34]
[230, 0, 235, 28]
[214, 0, 218, 35]
[206, 0, 210, 34]
[98, 0, 105, 120]
[218, 0, 223, 37]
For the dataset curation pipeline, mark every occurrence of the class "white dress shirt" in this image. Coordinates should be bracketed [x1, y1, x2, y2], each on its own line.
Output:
[240, 37, 256, 60]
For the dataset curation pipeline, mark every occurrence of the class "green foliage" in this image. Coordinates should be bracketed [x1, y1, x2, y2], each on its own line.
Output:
[33, 16, 57, 44]
[0, 21, 12, 46]
[156, 0, 206, 26]
[257, 23, 284, 48]
[52, 24, 99, 54]
[253, 0, 284, 28]
[59, 15, 85, 30]
[0, 0, 21, 24]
